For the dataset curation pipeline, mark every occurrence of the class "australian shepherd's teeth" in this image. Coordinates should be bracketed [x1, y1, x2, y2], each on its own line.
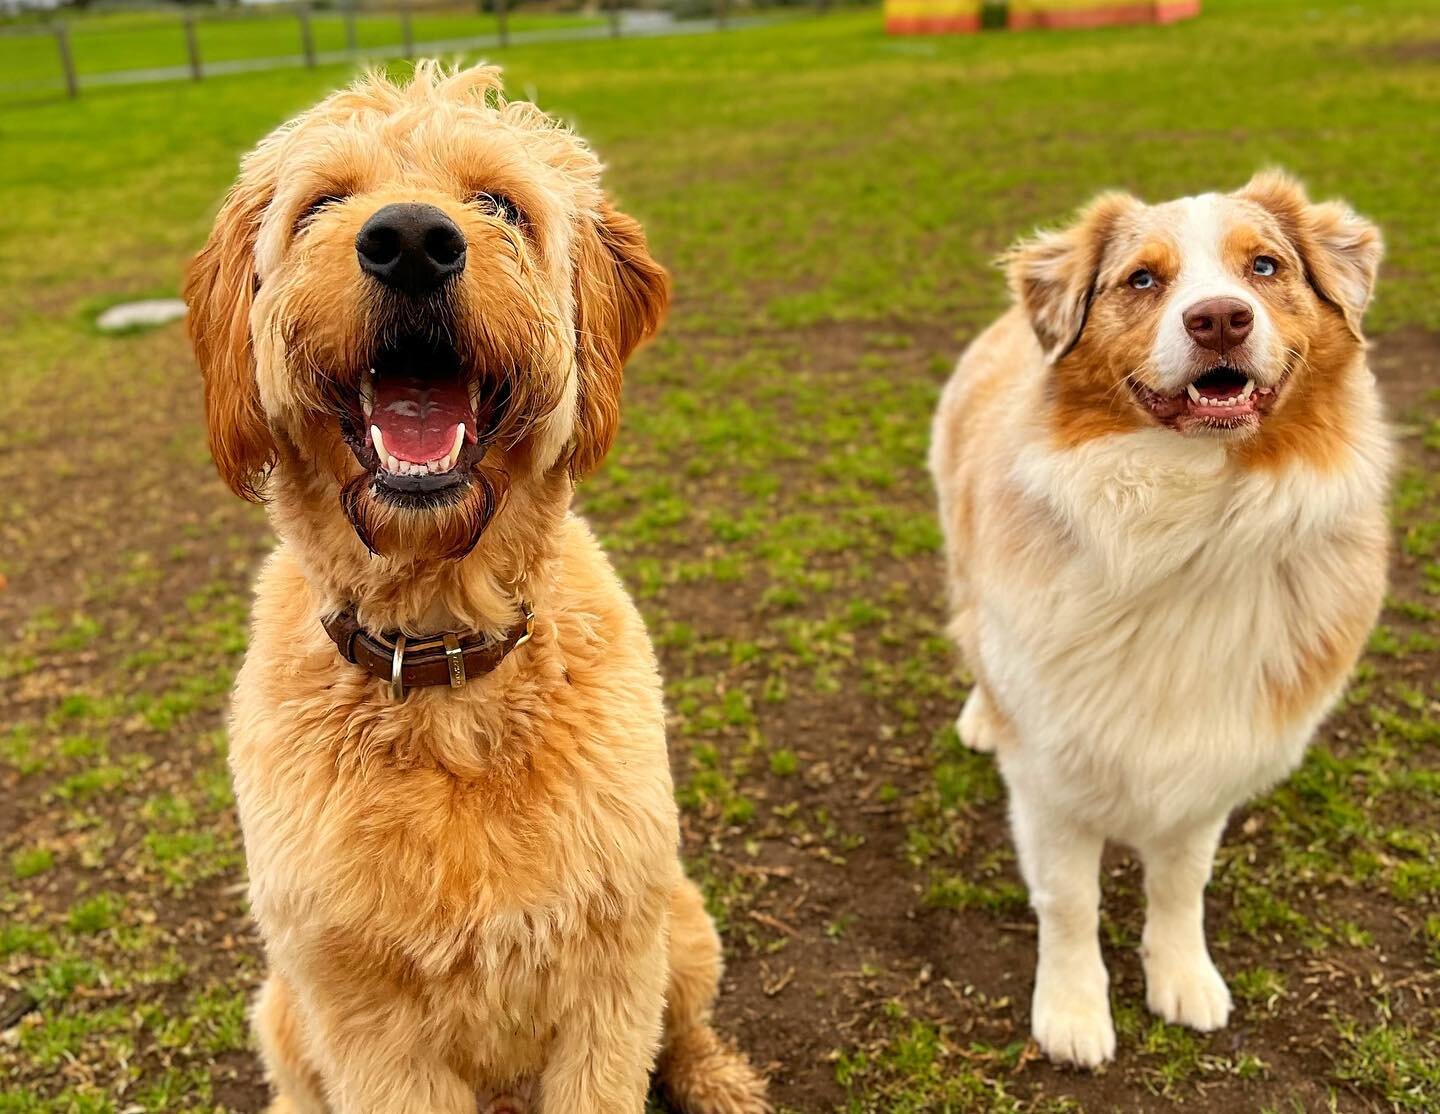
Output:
[929, 172, 1390, 1068]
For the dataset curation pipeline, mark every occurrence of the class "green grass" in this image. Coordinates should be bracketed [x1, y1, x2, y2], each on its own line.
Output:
[1, 3, 1439, 1111]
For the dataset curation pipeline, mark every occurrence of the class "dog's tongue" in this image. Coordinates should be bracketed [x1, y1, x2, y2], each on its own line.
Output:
[372, 376, 473, 463]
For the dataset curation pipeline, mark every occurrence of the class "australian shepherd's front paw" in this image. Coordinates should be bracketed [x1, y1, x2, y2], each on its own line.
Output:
[1031, 977, 1115, 1068]
[1143, 949, 1232, 1032]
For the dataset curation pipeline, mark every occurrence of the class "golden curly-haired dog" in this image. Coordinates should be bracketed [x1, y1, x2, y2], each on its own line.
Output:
[185, 62, 768, 1114]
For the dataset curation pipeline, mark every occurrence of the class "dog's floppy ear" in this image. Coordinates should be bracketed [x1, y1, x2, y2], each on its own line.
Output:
[1238, 170, 1382, 340]
[1004, 191, 1139, 362]
[570, 198, 669, 479]
[184, 178, 277, 502]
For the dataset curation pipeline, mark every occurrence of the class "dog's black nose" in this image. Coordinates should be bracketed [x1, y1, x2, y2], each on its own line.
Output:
[355, 203, 466, 296]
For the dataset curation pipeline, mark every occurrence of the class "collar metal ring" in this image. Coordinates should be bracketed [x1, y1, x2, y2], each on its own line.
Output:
[390, 634, 408, 702]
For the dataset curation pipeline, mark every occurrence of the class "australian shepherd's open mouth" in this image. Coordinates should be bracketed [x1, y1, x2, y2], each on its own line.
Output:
[338, 335, 507, 508]
[1128, 365, 1290, 433]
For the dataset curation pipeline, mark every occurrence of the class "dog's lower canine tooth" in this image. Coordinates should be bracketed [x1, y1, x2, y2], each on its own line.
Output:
[370, 425, 386, 461]
[1186, 383, 1202, 403]
[1240, 379, 1256, 399]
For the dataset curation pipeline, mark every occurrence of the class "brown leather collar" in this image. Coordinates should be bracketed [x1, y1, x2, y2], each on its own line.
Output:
[321, 602, 534, 701]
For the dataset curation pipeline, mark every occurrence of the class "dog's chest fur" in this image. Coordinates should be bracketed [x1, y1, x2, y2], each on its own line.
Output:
[983, 425, 1388, 837]
[228, 545, 679, 1074]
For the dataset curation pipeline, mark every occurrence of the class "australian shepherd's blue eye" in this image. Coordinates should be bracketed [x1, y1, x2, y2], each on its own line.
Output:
[1252, 255, 1278, 277]
[1128, 269, 1156, 290]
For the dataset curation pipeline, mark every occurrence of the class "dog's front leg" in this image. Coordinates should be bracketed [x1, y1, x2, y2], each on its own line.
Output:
[538, 930, 668, 1114]
[299, 984, 476, 1114]
[1008, 778, 1115, 1068]
[321, 1037, 477, 1114]
[1138, 816, 1231, 1032]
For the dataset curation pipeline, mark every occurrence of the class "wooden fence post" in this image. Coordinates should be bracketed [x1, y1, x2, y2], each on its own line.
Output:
[54, 24, 78, 98]
[298, 5, 317, 68]
[183, 15, 202, 81]
[344, 0, 358, 53]
[496, 0, 510, 47]
[717, 0, 728, 29]
[608, 0, 621, 39]
[400, 0, 414, 59]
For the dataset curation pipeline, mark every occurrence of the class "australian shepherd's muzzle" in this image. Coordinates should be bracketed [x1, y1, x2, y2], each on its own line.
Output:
[929, 172, 1390, 1066]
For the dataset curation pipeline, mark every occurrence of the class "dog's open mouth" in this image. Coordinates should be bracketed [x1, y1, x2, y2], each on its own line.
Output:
[341, 335, 501, 502]
[1129, 366, 1287, 432]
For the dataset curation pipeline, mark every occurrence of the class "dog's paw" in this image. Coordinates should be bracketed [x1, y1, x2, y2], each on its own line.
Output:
[1144, 951, 1231, 1032]
[956, 690, 998, 753]
[1032, 981, 1115, 1068]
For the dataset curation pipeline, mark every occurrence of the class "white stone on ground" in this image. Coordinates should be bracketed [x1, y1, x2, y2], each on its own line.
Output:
[96, 299, 187, 332]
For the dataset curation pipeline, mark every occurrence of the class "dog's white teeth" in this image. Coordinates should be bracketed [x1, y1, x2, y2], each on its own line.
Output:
[360, 377, 374, 418]
[1186, 383, 1202, 402]
[1240, 378, 1256, 399]
[372, 423, 466, 475]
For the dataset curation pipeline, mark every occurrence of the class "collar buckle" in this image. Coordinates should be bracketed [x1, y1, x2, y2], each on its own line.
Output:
[442, 633, 466, 689]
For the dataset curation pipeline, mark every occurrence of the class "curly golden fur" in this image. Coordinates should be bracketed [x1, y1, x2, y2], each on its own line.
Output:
[185, 62, 767, 1114]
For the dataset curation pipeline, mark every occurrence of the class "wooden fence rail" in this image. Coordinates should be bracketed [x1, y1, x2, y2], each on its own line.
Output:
[4, 2, 833, 101]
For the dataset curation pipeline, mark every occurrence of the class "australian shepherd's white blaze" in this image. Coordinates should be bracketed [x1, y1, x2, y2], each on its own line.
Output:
[928, 172, 1390, 1067]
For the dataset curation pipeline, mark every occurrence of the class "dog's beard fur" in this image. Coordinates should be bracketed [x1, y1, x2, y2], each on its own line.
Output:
[338, 466, 504, 561]
[286, 304, 567, 562]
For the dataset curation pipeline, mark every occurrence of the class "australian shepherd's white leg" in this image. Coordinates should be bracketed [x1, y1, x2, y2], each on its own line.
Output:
[1138, 818, 1231, 1031]
[1008, 777, 1115, 1067]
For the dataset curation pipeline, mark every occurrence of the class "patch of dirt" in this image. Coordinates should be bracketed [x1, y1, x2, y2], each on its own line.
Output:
[1385, 40, 1440, 63]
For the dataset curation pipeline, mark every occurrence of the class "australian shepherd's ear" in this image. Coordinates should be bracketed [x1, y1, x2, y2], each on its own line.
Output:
[1238, 170, 1383, 340]
[184, 177, 277, 502]
[1003, 192, 1141, 363]
[570, 198, 669, 479]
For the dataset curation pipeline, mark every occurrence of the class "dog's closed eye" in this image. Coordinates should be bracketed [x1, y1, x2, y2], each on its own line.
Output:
[470, 191, 525, 227]
[295, 193, 349, 235]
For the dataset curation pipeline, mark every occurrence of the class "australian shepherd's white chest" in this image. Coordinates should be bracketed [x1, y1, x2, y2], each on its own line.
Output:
[929, 172, 1390, 1067]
